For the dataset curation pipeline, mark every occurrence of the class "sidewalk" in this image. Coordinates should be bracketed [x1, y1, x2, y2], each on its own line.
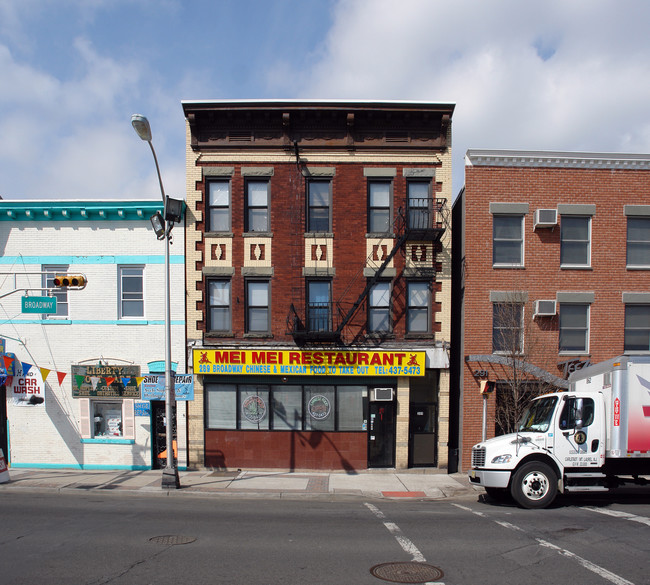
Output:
[0, 467, 482, 501]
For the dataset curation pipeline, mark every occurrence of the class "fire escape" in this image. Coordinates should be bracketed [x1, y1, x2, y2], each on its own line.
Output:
[287, 197, 448, 344]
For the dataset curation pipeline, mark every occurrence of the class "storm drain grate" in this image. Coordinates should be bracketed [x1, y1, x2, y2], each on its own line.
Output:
[370, 562, 444, 583]
[149, 535, 196, 546]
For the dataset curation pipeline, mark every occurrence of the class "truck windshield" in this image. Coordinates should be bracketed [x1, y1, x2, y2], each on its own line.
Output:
[517, 396, 558, 432]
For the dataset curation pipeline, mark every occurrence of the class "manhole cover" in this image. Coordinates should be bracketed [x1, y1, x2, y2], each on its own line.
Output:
[370, 562, 444, 583]
[149, 535, 196, 546]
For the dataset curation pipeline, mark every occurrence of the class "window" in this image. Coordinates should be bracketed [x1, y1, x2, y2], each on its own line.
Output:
[407, 282, 430, 333]
[307, 280, 331, 332]
[205, 383, 369, 432]
[561, 216, 590, 267]
[407, 181, 431, 230]
[207, 280, 231, 332]
[119, 266, 144, 318]
[307, 180, 331, 232]
[207, 180, 230, 232]
[559, 397, 595, 430]
[493, 215, 524, 266]
[627, 217, 650, 267]
[245, 180, 269, 232]
[93, 402, 124, 438]
[246, 280, 270, 333]
[624, 304, 650, 351]
[559, 304, 589, 353]
[492, 303, 523, 353]
[368, 281, 390, 333]
[368, 181, 391, 233]
[42, 264, 69, 318]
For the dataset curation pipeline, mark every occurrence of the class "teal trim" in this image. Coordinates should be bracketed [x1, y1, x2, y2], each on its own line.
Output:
[81, 438, 135, 445]
[0, 200, 174, 222]
[0, 255, 184, 265]
[2, 319, 185, 325]
[9, 462, 188, 471]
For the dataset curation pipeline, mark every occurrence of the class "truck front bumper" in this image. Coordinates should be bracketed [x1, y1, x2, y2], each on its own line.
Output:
[468, 468, 511, 489]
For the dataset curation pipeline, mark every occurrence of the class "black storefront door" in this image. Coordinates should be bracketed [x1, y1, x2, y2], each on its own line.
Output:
[152, 400, 177, 469]
[409, 402, 437, 467]
[368, 401, 396, 468]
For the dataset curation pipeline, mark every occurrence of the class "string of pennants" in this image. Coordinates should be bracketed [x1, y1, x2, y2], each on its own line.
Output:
[1, 354, 147, 389]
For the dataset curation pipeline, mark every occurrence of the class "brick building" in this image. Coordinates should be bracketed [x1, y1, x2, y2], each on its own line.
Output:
[182, 100, 455, 471]
[0, 200, 187, 470]
[451, 150, 650, 471]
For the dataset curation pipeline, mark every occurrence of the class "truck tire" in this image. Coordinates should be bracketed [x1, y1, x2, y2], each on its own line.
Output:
[511, 462, 557, 509]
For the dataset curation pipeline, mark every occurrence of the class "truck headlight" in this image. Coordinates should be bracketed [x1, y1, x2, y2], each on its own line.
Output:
[491, 454, 512, 464]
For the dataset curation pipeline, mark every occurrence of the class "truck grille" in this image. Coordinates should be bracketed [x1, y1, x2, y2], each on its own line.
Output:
[472, 447, 486, 468]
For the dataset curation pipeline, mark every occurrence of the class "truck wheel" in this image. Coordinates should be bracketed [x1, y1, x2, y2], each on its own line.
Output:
[511, 462, 557, 509]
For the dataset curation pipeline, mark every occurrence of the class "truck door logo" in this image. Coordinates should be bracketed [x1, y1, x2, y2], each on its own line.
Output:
[637, 375, 650, 417]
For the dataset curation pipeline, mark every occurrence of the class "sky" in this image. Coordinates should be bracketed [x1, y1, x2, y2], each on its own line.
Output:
[1, 0, 650, 202]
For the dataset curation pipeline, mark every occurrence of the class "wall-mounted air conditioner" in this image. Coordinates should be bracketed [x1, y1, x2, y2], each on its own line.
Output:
[534, 299, 557, 317]
[534, 209, 558, 229]
[372, 388, 394, 401]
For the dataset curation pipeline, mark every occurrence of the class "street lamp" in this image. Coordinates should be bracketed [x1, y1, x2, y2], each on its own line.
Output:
[131, 114, 181, 489]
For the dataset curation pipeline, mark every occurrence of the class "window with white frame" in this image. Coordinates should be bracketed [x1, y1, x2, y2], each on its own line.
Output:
[407, 282, 431, 333]
[368, 181, 392, 233]
[307, 180, 331, 232]
[245, 180, 270, 232]
[119, 266, 144, 318]
[561, 216, 591, 267]
[559, 304, 589, 353]
[42, 264, 69, 318]
[368, 281, 391, 333]
[207, 279, 231, 333]
[624, 304, 650, 351]
[492, 302, 523, 353]
[207, 180, 231, 232]
[407, 181, 431, 230]
[493, 215, 524, 266]
[246, 280, 270, 334]
[627, 217, 650, 268]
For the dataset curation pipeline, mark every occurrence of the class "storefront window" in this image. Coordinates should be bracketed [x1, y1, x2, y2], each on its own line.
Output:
[93, 402, 123, 438]
[240, 385, 270, 430]
[305, 386, 335, 431]
[337, 386, 366, 431]
[271, 386, 302, 430]
[206, 384, 236, 429]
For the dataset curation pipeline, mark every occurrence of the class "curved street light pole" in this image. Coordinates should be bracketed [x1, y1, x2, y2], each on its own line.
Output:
[131, 114, 180, 489]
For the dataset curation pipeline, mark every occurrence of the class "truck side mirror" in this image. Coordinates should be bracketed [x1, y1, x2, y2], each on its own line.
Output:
[574, 398, 584, 430]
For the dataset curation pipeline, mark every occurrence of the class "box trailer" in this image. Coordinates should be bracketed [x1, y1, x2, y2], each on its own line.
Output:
[468, 355, 650, 508]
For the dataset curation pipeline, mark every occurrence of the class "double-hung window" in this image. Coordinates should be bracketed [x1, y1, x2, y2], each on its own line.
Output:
[492, 303, 523, 353]
[245, 180, 270, 232]
[561, 216, 591, 267]
[208, 279, 231, 333]
[493, 215, 524, 266]
[307, 280, 331, 332]
[368, 281, 391, 333]
[42, 264, 69, 318]
[246, 280, 270, 334]
[624, 304, 650, 351]
[626, 216, 650, 268]
[407, 181, 431, 231]
[119, 266, 144, 318]
[406, 282, 430, 333]
[207, 180, 231, 232]
[559, 304, 589, 353]
[368, 181, 391, 233]
[307, 180, 331, 232]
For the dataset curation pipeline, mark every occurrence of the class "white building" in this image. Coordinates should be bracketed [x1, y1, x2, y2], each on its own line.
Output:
[0, 200, 187, 470]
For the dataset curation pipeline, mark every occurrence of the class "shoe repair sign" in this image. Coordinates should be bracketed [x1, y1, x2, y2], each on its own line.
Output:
[141, 374, 194, 401]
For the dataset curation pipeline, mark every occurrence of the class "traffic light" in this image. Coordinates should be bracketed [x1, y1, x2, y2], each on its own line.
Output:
[53, 274, 87, 288]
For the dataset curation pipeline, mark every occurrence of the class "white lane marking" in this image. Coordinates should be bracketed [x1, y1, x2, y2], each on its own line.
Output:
[453, 503, 635, 585]
[582, 506, 650, 527]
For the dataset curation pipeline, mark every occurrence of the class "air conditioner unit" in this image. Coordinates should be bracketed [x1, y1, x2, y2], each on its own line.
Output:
[372, 388, 394, 401]
[534, 299, 557, 317]
[534, 208, 558, 229]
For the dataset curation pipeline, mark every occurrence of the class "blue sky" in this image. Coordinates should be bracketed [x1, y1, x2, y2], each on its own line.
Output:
[1, 0, 650, 201]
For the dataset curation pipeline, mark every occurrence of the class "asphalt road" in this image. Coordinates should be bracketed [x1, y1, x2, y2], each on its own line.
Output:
[1, 489, 648, 585]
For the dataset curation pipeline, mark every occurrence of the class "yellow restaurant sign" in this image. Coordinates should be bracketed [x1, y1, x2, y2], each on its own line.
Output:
[193, 349, 425, 377]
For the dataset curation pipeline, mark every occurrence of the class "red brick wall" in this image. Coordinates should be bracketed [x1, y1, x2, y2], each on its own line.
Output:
[460, 164, 650, 469]
[205, 430, 367, 470]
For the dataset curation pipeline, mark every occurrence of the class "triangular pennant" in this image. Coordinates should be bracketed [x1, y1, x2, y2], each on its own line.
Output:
[136, 377, 146, 387]
[21, 362, 32, 375]
[74, 374, 86, 388]
[40, 367, 51, 381]
[105, 377, 116, 386]
[57, 371, 67, 385]
[121, 377, 131, 386]
[3, 355, 14, 370]
[90, 376, 100, 390]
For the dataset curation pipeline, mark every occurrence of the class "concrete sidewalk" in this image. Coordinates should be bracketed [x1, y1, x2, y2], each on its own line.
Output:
[0, 467, 482, 501]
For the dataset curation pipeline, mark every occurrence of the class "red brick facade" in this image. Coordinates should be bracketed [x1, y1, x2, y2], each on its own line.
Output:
[452, 150, 650, 471]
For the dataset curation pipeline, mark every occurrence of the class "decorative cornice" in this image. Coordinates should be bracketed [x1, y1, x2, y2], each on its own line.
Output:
[0, 200, 168, 222]
[466, 149, 650, 170]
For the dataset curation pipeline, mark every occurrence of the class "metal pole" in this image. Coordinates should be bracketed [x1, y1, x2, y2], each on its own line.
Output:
[482, 394, 487, 442]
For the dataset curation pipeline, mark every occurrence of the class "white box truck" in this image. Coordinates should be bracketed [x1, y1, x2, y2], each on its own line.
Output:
[468, 355, 650, 508]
